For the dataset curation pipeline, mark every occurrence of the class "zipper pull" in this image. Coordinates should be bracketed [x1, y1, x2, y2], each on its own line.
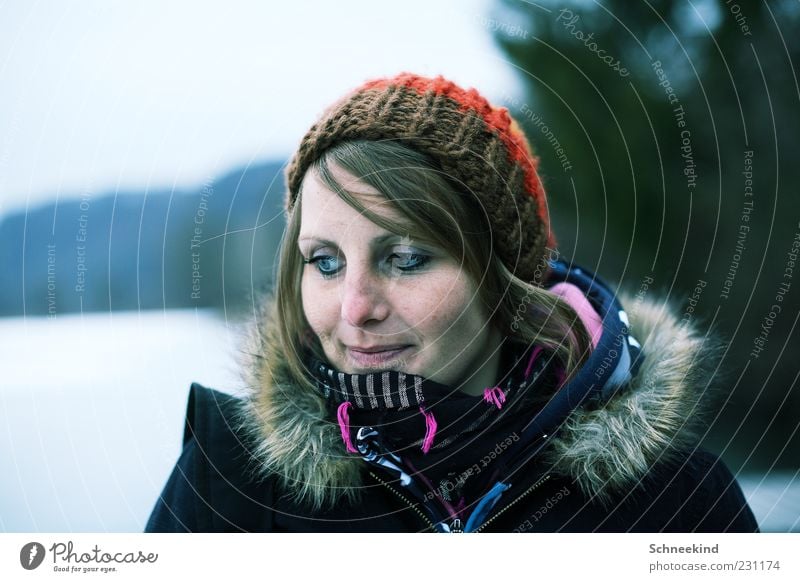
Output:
[450, 518, 464, 533]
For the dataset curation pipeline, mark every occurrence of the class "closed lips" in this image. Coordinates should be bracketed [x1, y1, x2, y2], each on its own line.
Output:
[348, 345, 410, 353]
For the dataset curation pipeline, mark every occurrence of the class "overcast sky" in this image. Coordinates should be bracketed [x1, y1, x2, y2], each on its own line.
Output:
[0, 0, 522, 217]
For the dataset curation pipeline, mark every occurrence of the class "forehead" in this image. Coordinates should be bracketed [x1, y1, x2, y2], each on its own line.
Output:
[298, 165, 413, 235]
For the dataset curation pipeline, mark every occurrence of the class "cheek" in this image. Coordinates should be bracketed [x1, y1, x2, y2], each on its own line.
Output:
[440, 294, 486, 339]
[399, 273, 482, 337]
[301, 276, 331, 335]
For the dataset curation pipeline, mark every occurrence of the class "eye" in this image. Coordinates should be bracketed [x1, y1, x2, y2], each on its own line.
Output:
[387, 251, 431, 272]
[304, 254, 342, 278]
[302, 247, 432, 280]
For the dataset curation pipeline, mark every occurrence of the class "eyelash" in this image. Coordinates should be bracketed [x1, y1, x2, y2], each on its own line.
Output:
[303, 252, 431, 279]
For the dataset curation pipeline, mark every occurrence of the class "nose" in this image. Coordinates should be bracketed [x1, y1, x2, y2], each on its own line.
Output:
[340, 265, 390, 327]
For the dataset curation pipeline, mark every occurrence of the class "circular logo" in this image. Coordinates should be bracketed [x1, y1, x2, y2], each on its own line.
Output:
[20, 542, 46, 570]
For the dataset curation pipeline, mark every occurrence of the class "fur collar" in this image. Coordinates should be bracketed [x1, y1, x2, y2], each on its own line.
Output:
[236, 291, 721, 509]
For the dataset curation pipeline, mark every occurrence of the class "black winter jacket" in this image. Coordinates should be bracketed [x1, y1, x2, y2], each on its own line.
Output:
[145, 384, 757, 533]
[145, 261, 759, 533]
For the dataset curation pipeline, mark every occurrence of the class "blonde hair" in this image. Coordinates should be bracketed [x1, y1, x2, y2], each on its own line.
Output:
[267, 139, 591, 397]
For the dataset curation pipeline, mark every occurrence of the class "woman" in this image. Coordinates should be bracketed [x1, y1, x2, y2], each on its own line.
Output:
[146, 73, 758, 532]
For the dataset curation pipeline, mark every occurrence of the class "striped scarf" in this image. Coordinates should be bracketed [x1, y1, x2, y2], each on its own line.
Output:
[307, 341, 554, 456]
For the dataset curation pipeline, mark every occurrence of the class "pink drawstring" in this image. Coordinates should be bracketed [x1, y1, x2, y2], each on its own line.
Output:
[419, 405, 437, 454]
[524, 345, 544, 379]
[483, 386, 506, 409]
[336, 402, 358, 454]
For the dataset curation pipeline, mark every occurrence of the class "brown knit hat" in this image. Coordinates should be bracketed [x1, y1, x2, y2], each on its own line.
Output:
[285, 72, 556, 284]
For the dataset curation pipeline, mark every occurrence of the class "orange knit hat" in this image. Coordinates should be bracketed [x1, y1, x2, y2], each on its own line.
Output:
[285, 72, 555, 284]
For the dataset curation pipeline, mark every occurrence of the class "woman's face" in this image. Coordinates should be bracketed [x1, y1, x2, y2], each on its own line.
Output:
[298, 163, 502, 396]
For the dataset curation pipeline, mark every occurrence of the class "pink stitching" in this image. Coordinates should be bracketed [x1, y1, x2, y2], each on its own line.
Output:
[336, 401, 358, 454]
[419, 405, 437, 454]
[483, 386, 506, 409]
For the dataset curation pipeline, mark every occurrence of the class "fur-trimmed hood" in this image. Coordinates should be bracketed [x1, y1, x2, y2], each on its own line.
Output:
[237, 263, 721, 510]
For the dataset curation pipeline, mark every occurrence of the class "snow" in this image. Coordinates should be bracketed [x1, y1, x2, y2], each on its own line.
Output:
[0, 309, 245, 532]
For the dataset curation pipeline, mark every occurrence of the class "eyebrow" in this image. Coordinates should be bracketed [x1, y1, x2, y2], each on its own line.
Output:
[297, 233, 407, 247]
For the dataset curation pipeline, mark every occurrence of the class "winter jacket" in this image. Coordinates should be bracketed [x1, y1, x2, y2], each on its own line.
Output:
[145, 260, 759, 533]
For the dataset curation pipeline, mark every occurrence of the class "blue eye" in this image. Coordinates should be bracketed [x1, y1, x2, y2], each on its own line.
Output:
[303, 250, 431, 279]
[388, 252, 430, 272]
[304, 255, 341, 278]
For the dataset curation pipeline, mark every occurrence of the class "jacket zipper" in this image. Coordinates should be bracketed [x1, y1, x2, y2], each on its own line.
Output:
[368, 470, 437, 532]
[370, 470, 551, 533]
[472, 473, 551, 533]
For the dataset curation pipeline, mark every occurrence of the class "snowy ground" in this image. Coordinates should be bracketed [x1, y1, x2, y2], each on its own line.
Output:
[1, 310, 797, 532]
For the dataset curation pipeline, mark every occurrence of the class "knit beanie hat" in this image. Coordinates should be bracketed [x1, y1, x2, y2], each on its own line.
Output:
[284, 72, 556, 285]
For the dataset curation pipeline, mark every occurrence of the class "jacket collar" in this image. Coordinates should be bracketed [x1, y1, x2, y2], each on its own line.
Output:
[238, 261, 716, 509]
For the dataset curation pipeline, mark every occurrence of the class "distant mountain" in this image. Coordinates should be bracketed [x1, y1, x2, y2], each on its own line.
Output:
[0, 161, 286, 316]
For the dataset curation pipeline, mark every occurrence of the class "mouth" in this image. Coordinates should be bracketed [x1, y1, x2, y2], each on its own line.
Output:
[345, 345, 412, 370]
